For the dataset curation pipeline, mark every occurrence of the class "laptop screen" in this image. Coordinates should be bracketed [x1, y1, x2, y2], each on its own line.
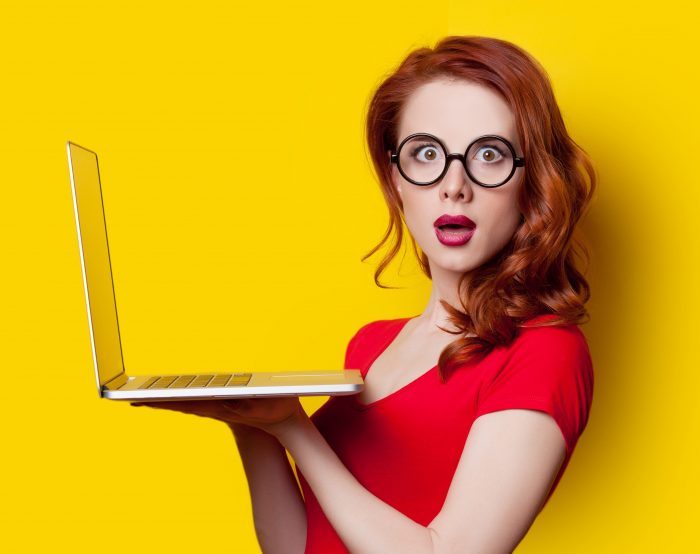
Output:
[67, 142, 125, 389]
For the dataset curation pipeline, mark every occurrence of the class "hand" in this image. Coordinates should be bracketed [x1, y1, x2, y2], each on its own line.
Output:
[131, 396, 306, 437]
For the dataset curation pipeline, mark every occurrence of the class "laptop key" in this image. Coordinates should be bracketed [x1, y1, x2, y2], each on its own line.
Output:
[189, 375, 215, 387]
[156, 376, 178, 388]
[225, 373, 253, 386]
[137, 373, 251, 390]
[169, 375, 196, 388]
[207, 374, 232, 387]
[139, 377, 160, 389]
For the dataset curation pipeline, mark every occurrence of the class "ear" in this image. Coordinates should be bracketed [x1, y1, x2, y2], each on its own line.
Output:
[388, 150, 403, 201]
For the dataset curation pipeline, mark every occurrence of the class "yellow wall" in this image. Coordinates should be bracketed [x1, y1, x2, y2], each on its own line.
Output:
[2, 1, 698, 552]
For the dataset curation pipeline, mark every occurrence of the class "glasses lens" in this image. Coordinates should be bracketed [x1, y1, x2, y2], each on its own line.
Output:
[466, 137, 515, 186]
[398, 136, 446, 184]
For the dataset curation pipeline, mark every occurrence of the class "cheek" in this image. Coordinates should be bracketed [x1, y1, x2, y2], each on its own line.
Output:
[402, 197, 424, 233]
[479, 193, 522, 246]
[400, 192, 435, 245]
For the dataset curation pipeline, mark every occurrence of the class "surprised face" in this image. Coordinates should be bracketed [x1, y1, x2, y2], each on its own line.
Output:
[390, 78, 525, 279]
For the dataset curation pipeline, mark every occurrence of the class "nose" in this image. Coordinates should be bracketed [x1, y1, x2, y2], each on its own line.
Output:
[438, 155, 474, 202]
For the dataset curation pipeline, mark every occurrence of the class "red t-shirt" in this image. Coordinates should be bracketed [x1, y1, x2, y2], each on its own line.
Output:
[295, 316, 594, 553]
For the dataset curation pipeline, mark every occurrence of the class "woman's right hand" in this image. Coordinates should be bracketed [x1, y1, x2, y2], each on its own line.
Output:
[129, 397, 302, 439]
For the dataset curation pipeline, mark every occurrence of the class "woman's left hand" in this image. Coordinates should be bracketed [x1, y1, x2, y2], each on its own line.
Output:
[131, 396, 306, 437]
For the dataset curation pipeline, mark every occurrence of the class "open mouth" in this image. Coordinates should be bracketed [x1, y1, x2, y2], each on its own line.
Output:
[437, 223, 471, 232]
[434, 222, 475, 246]
[433, 214, 476, 245]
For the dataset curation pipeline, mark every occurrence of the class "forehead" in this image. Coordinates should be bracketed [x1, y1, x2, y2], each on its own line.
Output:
[397, 79, 518, 150]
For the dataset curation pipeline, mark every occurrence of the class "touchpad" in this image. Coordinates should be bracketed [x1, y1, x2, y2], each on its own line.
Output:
[268, 372, 346, 384]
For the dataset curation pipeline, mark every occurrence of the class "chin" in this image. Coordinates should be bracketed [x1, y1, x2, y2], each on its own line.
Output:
[429, 253, 481, 275]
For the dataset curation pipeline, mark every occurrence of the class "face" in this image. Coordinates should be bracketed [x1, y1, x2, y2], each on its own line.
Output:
[390, 79, 525, 278]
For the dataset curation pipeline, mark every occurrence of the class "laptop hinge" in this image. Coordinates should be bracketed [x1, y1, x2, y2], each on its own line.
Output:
[103, 373, 129, 391]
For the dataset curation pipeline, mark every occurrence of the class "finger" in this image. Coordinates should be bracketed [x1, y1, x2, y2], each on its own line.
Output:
[221, 399, 245, 413]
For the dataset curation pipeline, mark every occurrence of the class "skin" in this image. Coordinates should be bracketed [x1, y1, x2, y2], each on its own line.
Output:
[134, 79, 567, 553]
[391, 78, 524, 332]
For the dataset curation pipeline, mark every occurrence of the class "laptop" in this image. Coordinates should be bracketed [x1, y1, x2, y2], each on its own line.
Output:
[67, 141, 363, 401]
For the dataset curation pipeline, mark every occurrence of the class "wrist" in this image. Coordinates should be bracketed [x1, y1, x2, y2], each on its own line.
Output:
[229, 422, 266, 441]
[268, 404, 309, 442]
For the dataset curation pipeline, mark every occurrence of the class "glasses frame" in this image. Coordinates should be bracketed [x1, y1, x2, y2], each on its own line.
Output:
[390, 133, 525, 188]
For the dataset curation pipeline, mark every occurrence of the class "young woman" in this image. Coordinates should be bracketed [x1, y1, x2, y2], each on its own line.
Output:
[133, 36, 596, 553]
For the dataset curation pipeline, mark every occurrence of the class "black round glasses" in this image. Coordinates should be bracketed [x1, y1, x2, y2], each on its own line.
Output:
[390, 133, 525, 188]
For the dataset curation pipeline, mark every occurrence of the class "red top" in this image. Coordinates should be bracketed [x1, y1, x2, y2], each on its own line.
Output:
[296, 316, 594, 553]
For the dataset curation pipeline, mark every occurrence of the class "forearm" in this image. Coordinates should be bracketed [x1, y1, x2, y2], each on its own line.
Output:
[231, 424, 307, 554]
[275, 415, 437, 554]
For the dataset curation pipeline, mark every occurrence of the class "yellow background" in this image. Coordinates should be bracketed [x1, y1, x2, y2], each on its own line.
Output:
[2, 1, 698, 552]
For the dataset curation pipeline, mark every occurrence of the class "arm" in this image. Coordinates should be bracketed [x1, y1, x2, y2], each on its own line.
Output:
[132, 387, 566, 551]
[230, 423, 307, 554]
[274, 408, 565, 554]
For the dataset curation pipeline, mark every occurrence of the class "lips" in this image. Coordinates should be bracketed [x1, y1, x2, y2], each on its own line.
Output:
[433, 214, 476, 230]
[433, 214, 476, 247]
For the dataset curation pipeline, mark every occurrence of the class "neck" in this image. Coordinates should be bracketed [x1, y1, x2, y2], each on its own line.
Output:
[414, 262, 468, 334]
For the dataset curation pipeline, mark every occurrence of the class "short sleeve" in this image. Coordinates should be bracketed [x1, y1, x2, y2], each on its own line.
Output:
[474, 324, 594, 456]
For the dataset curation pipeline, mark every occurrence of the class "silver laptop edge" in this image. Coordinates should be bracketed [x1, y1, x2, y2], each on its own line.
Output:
[68, 141, 122, 397]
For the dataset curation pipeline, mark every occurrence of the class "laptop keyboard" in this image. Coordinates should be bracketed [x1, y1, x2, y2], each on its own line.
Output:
[138, 373, 252, 389]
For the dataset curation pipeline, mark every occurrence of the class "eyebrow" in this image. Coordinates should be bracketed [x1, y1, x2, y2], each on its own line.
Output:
[401, 133, 518, 150]
[403, 132, 514, 141]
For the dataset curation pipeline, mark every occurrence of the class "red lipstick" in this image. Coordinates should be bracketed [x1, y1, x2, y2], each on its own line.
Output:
[433, 214, 476, 246]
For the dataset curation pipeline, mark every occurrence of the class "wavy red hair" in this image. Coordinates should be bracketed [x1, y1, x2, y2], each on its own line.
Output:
[363, 36, 597, 381]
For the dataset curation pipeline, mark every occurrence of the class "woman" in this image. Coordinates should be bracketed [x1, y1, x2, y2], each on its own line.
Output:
[133, 36, 596, 553]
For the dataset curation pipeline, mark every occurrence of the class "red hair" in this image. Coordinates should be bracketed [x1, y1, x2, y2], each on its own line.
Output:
[363, 36, 597, 381]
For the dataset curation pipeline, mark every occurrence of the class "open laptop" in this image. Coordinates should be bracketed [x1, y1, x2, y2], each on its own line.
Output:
[67, 141, 363, 401]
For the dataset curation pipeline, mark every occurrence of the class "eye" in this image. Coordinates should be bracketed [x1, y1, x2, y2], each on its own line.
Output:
[411, 143, 443, 163]
[474, 144, 505, 163]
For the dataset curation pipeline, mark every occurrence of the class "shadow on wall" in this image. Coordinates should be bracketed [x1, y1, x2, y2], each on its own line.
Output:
[549, 124, 656, 516]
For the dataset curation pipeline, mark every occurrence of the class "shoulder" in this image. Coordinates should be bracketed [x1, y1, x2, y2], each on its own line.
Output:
[511, 316, 592, 370]
[343, 317, 410, 367]
[480, 315, 594, 396]
[476, 317, 595, 454]
[499, 316, 594, 395]
[486, 317, 593, 385]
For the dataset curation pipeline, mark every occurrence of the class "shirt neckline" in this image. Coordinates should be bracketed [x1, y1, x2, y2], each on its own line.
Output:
[352, 315, 439, 411]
